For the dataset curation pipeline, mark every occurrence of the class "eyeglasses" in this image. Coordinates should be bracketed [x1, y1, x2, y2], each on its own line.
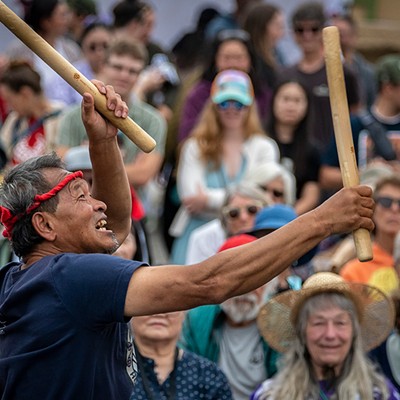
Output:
[88, 42, 108, 52]
[294, 25, 321, 35]
[217, 100, 246, 111]
[376, 196, 400, 209]
[258, 185, 284, 198]
[222, 203, 262, 219]
[107, 63, 142, 76]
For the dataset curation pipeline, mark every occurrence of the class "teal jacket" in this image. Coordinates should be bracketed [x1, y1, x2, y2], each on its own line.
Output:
[179, 304, 280, 377]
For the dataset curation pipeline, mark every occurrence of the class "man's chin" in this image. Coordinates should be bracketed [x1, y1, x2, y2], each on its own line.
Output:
[105, 234, 120, 255]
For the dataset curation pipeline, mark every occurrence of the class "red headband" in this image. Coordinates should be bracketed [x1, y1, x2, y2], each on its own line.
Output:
[0, 171, 83, 239]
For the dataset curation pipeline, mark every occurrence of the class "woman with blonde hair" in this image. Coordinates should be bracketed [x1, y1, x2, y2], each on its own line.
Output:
[252, 272, 399, 400]
[170, 69, 279, 264]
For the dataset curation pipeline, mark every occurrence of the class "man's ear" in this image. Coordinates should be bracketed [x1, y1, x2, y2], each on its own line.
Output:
[31, 212, 57, 241]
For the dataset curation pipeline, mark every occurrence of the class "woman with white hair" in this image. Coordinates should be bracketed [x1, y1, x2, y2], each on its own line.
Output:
[252, 272, 399, 400]
[185, 181, 269, 264]
[244, 161, 296, 206]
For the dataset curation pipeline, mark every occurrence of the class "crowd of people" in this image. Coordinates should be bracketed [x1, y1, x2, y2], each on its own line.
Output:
[0, 0, 400, 399]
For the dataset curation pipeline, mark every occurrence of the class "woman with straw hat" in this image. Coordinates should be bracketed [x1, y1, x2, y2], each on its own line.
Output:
[252, 272, 400, 400]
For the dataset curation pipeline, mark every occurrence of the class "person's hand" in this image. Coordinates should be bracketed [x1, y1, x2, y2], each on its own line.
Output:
[81, 80, 128, 142]
[313, 185, 375, 236]
[182, 185, 208, 215]
[134, 68, 166, 99]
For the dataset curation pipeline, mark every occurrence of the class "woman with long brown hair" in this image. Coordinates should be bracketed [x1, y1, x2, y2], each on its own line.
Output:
[170, 70, 279, 264]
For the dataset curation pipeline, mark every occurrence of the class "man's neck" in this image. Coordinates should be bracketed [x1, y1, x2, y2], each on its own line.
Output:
[298, 50, 324, 73]
[30, 97, 52, 119]
[275, 122, 295, 143]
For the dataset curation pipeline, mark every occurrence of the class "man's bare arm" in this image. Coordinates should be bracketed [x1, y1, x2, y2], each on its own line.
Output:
[124, 185, 374, 316]
[81, 83, 132, 244]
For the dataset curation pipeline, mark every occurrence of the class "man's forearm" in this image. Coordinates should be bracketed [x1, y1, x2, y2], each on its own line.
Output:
[90, 137, 132, 238]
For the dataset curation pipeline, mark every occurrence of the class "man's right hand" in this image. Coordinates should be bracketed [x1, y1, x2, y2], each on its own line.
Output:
[313, 185, 375, 236]
[81, 80, 128, 143]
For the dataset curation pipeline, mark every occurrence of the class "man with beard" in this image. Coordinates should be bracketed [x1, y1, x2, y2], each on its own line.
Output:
[180, 231, 286, 400]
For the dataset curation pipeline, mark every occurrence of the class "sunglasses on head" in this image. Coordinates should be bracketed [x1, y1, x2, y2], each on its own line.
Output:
[376, 196, 400, 209]
[258, 185, 284, 198]
[217, 29, 250, 43]
[294, 26, 321, 35]
[217, 100, 246, 111]
[223, 203, 261, 219]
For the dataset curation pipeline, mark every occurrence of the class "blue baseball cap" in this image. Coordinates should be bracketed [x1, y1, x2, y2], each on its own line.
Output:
[249, 204, 317, 266]
[252, 204, 297, 234]
[211, 69, 254, 106]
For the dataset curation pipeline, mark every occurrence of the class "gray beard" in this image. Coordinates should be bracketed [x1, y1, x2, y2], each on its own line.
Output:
[220, 293, 262, 324]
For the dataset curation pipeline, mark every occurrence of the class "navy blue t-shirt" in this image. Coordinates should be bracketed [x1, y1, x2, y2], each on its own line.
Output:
[0, 253, 143, 400]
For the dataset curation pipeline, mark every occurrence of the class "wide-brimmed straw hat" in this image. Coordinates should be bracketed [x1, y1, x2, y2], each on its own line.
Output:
[257, 272, 394, 353]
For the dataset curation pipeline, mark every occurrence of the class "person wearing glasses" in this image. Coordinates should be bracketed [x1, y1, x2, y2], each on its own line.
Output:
[279, 1, 359, 154]
[244, 161, 297, 207]
[56, 39, 166, 197]
[266, 80, 321, 215]
[169, 69, 279, 265]
[178, 28, 271, 143]
[185, 182, 269, 264]
[340, 174, 400, 294]
[54, 22, 114, 106]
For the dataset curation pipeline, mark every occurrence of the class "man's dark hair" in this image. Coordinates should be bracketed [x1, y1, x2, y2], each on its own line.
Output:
[0, 60, 42, 95]
[24, 0, 60, 33]
[0, 153, 65, 258]
[291, 2, 326, 28]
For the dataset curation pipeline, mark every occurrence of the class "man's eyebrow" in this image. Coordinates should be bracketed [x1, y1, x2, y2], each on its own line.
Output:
[69, 178, 88, 193]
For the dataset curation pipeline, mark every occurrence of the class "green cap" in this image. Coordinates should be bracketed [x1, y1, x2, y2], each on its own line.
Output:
[211, 70, 254, 106]
[376, 54, 400, 85]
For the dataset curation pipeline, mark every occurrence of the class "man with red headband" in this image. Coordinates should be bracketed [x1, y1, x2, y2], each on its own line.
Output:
[0, 82, 375, 398]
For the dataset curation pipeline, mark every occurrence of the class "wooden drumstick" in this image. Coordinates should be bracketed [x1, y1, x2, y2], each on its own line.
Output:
[323, 26, 373, 262]
[0, 2, 156, 153]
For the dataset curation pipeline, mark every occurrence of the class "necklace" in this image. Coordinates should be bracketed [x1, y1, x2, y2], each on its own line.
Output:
[319, 389, 330, 400]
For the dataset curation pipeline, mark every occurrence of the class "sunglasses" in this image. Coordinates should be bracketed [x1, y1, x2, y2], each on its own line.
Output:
[376, 196, 400, 209]
[88, 42, 109, 52]
[258, 185, 284, 198]
[294, 26, 321, 35]
[217, 100, 246, 111]
[223, 203, 261, 219]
